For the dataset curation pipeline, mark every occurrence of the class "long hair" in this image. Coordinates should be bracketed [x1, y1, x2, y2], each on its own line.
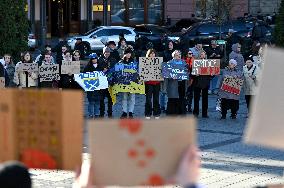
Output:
[146, 49, 156, 58]
[21, 51, 33, 63]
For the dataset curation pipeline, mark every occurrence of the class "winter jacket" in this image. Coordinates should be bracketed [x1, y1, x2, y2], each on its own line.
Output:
[83, 62, 101, 102]
[217, 67, 243, 100]
[229, 44, 245, 70]
[163, 78, 179, 98]
[243, 64, 259, 95]
[97, 55, 117, 71]
[0, 63, 10, 87]
[117, 46, 126, 59]
[110, 49, 121, 62]
[4, 63, 16, 87]
[14, 62, 38, 87]
[206, 46, 222, 59]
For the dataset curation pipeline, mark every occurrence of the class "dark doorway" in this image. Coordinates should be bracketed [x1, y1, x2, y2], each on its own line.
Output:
[47, 0, 80, 37]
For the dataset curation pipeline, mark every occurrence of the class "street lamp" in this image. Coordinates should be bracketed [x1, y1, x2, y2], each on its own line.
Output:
[103, 0, 108, 25]
[40, 0, 47, 48]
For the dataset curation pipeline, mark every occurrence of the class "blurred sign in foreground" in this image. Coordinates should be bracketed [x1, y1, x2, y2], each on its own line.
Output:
[0, 89, 83, 170]
[88, 118, 196, 186]
[244, 48, 284, 150]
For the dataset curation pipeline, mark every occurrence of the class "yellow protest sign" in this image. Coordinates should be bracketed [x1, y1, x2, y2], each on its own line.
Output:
[109, 82, 145, 104]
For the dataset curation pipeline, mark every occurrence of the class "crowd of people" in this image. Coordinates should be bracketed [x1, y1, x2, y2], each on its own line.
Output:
[0, 31, 266, 120]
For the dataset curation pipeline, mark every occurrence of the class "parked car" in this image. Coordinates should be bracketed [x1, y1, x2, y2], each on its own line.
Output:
[67, 26, 136, 51]
[134, 24, 178, 51]
[28, 29, 37, 50]
[177, 20, 257, 47]
[167, 18, 200, 33]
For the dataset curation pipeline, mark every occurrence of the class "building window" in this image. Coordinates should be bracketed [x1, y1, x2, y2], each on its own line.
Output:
[111, 0, 163, 25]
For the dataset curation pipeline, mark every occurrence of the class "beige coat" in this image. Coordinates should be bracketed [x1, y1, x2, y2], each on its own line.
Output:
[13, 62, 38, 87]
[243, 64, 259, 95]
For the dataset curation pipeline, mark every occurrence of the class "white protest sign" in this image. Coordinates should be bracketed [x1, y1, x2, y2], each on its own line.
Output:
[74, 71, 108, 91]
[192, 59, 220, 75]
[61, 61, 81, 74]
[139, 57, 164, 81]
[39, 64, 60, 82]
[17, 63, 39, 72]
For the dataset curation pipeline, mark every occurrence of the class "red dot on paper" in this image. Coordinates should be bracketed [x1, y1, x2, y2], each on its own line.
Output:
[137, 160, 146, 168]
[148, 174, 165, 186]
[145, 148, 155, 158]
[136, 139, 145, 147]
[127, 120, 142, 134]
[128, 149, 138, 158]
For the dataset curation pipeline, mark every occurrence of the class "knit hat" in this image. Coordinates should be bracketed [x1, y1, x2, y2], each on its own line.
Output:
[89, 53, 98, 59]
[229, 59, 237, 66]
[107, 41, 116, 46]
[124, 47, 133, 55]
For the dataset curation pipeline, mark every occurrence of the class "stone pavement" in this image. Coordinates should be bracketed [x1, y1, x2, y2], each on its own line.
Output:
[30, 94, 284, 188]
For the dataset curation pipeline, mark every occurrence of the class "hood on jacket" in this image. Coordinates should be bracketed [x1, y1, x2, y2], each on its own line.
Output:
[231, 43, 240, 53]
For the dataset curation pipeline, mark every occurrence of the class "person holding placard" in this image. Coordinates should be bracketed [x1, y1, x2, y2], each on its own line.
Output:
[60, 51, 76, 89]
[0, 62, 9, 88]
[14, 51, 38, 88]
[161, 41, 175, 113]
[98, 47, 116, 118]
[164, 50, 183, 115]
[144, 49, 161, 119]
[217, 59, 243, 119]
[243, 56, 259, 117]
[192, 51, 211, 118]
[83, 53, 101, 119]
[3, 54, 16, 87]
[117, 47, 137, 119]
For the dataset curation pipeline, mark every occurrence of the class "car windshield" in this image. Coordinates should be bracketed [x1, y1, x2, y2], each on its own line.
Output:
[83, 27, 100, 36]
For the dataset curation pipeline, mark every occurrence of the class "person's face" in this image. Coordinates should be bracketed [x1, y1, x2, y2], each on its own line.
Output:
[149, 52, 156, 58]
[168, 42, 173, 50]
[174, 52, 181, 60]
[259, 47, 263, 56]
[92, 58, 97, 64]
[104, 51, 110, 58]
[73, 52, 80, 60]
[229, 62, 236, 69]
[188, 51, 193, 57]
[109, 44, 115, 50]
[62, 47, 67, 53]
[237, 45, 241, 52]
[44, 54, 51, 63]
[46, 47, 52, 54]
[64, 53, 72, 61]
[76, 40, 82, 44]
[246, 60, 253, 68]
[199, 52, 206, 59]
[4, 55, 11, 64]
[196, 44, 202, 50]
[121, 40, 126, 47]
[125, 53, 131, 59]
[24, 53, 31, 62]
[211, 43, 217, 48]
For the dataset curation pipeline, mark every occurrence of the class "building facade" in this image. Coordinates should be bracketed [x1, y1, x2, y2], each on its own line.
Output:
[27, 0, 280, 37]
[249, 0, 281, 15]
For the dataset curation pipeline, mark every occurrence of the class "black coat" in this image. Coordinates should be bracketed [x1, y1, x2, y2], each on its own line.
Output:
[110, 49, 120, 62]
[0, 64, 10, 87]
[97, 55, 116, 70]
[163, 49, 174, 63]
[192, 75, 211, 89]
[206, 46, 223, 59]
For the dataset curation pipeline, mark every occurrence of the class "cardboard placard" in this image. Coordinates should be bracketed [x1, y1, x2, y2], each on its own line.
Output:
[109, 62, 139, 85]
[88, 118, 196, 186]
[192, 59, 220, 75]
[0, 89, 83, 170]
[74, 71, 109, 91]
[244, 48, 284, 150]
[0, 77, 4, 88]
[39, 64, 60, 82]
[138, 57, 164, 81]
[16, 63, 39, 72]
[162, 60, 189, 80]
[220, 76, 244, 95]
[61, 61, 81, 74]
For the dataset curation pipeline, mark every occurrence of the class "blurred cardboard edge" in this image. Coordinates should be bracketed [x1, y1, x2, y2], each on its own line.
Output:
[244, 47, 284, 150]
